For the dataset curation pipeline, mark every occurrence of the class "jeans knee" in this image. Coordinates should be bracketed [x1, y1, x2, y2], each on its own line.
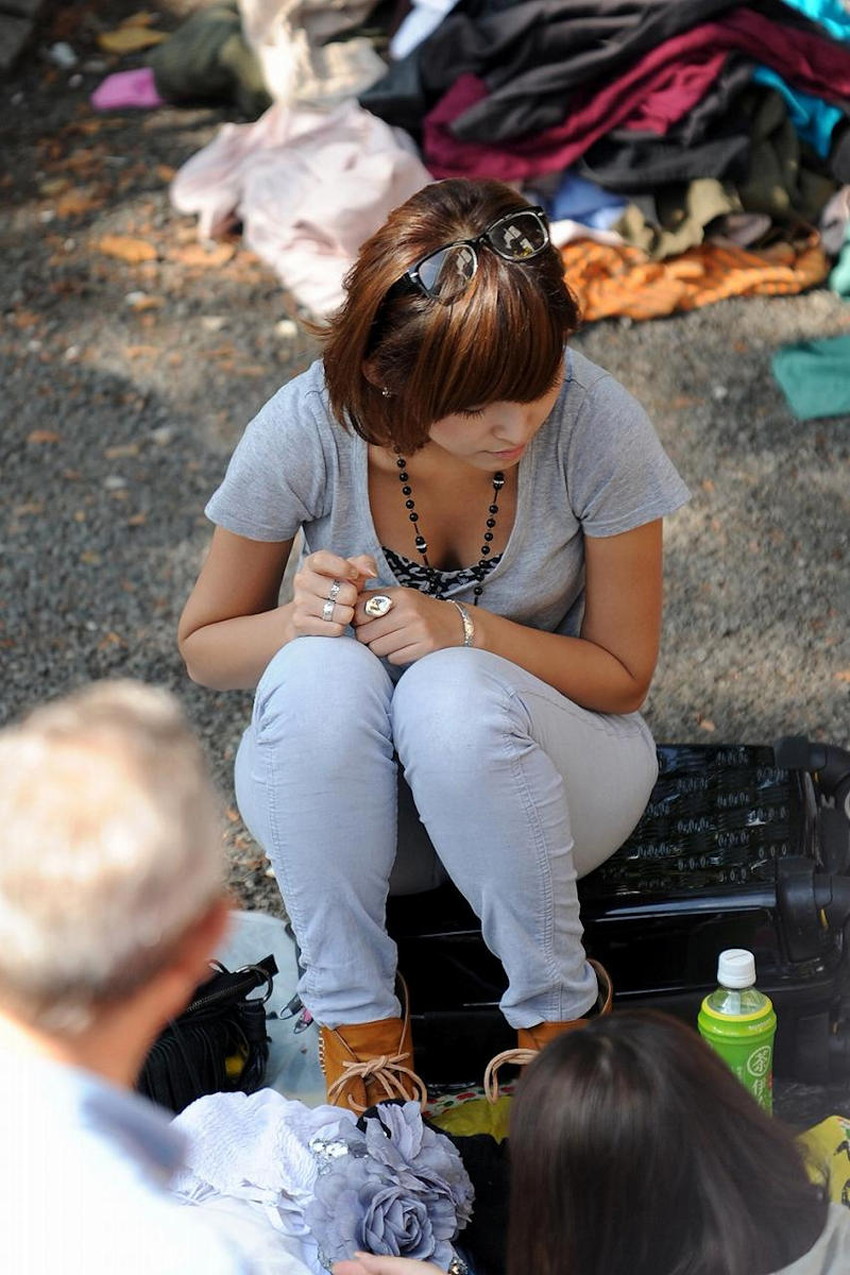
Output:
[254, 636, 392, 752]
[392, 649, 522, 767]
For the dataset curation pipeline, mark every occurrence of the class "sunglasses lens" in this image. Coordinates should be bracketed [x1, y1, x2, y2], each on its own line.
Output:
[488, 211, 548, 259]
[417, 244, 477, 301]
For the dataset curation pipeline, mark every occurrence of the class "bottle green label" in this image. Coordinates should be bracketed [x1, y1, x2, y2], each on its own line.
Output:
[698, 998, 776, 1113]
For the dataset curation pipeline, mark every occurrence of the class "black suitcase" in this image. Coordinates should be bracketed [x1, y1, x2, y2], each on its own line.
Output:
[386, 738, 850, 1090]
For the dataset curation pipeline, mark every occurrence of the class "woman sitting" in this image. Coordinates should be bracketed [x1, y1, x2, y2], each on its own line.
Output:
[178, 179, 689, 1110]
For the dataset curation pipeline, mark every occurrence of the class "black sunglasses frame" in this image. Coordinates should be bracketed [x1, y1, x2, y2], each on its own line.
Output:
[398, 206, 550, 302]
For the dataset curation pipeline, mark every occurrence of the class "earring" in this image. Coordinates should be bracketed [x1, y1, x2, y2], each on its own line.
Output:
[381, 386, 392, 399]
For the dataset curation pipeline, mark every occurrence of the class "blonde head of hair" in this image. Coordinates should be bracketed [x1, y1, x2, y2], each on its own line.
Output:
[0, 680, 225, 1033]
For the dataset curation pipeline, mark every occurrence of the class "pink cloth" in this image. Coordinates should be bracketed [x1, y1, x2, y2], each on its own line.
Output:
[171, 100, 432, 315]
[424, 6, 850, 181]
[90, 68, 164, 111]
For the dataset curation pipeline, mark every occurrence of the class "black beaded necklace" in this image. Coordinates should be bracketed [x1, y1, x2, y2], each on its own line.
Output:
[394, 453, 505, 604]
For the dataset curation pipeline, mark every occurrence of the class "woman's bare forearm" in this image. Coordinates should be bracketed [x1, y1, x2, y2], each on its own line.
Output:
[469, 609, 653, 713]
[469, 521, 663, 712]
[179, 604, 296, 690]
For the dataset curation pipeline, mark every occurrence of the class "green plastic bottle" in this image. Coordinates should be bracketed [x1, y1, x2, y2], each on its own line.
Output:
[698, 948, 777, 1113]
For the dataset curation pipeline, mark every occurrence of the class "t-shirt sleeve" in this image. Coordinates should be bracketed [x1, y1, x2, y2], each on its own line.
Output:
[566, 371, 690, 536]
[204, 376, 329, 542]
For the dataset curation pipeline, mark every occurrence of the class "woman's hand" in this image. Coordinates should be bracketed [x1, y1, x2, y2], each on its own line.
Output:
[353, 588, 467, 664]
[332, 1256, 442, 1275]
[292, 551, 378, 638]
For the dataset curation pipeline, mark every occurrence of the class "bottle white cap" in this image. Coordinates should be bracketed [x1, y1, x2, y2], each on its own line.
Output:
[717, 948, 756, 988]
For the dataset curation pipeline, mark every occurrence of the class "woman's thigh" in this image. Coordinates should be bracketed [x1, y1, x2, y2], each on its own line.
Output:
[506, 674, 658, 875]
[390, 771, 448, 895]
[392, 648, 658, 877]
[236, 635, 446, 889]
[235, 635, 396, 850]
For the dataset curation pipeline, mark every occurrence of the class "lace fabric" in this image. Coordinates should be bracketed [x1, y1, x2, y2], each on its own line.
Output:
[173, 1090, 473, 1273]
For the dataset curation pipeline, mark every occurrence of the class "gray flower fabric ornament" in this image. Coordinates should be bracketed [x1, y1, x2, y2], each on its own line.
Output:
[305, 1100, 474, 1270]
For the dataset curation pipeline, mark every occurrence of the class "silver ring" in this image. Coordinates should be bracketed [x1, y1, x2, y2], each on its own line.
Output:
[322, 598, 336, 622]
[327, 579, 342, 603]
[364, 594, 393, 618]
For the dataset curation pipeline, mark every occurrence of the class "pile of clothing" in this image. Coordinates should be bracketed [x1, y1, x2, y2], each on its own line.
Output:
[117, 0, 850, 319]
[361, 0, 850, 321]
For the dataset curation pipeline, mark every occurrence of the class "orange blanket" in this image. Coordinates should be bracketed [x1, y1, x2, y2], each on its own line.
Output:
[561, 235, 829, 323]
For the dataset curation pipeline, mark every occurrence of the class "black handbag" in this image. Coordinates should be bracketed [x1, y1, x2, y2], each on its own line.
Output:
[137, 954, 278, 1113]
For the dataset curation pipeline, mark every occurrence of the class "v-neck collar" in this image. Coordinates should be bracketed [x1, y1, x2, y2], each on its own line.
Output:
[356, 435, 533, 593]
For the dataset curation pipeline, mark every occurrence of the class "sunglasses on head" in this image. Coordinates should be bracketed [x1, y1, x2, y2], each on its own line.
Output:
[396, 206, 551, 304]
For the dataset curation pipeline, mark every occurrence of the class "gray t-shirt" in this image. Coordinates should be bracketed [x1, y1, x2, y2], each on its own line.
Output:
[205, 348, 690, 636]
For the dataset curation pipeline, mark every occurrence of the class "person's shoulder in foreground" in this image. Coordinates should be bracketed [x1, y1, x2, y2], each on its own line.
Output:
[1, 1052, 271, 1275]
[775, 1203, 850, 1275]
[0, 679, 307, 1274]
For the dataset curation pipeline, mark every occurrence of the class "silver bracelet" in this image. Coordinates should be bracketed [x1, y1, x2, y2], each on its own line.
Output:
[450, 600, 475, 647]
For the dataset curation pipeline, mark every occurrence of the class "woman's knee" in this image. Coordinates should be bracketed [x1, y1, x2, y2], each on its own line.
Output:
[254, 636, 392, 747]
[392, 648, 523, 762]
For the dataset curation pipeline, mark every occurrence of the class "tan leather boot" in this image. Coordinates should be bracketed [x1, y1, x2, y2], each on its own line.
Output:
[484, 959, 613, 1102]
[319, 982, 427, 1113]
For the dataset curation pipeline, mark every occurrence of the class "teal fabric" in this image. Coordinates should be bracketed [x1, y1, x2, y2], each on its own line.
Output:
[829, 222, 850, 297]
[752, 67, 842, 157]
[776, 0, 850, 43]
[772, 334, 850, 419]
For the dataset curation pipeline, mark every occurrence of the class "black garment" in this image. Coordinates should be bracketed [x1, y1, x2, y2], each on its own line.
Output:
[828, 119, 850, 184]
[606, 86, 838, 259]
[431, 1126, 509, 1275]
[577, 55, 754, 191]
[734, 87, 837, 223]
[580, 65, 845, 206]
[360, 0, 825, 143]
[662, 52, 754, 148]
[580, 127, 751, 191]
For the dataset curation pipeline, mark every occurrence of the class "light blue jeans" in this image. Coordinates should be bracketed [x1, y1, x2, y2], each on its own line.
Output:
[235, 636, 658, 1029]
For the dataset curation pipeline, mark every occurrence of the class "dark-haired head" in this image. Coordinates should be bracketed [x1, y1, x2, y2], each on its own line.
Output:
[317, 179, 580, 453]
[507, 1010, 827, 1275]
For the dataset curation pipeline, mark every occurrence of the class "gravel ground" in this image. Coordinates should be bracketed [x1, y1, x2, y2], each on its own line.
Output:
[2, 1, 849, 1121]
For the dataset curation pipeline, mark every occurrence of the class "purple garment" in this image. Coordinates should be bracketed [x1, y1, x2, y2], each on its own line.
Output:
[90, 67, 165, 111]
[424, 6, 850, 181]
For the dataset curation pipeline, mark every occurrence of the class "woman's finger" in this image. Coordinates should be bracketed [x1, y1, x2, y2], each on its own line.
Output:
[304, 550, 365, 582]
[353, 590, 403, 626]
[294, 572, 358, 611]
[346, 553, 379, 581]
[292, 611, 349, 638]
[290, 584, 356, 637]
[332, 1257, 441, 1275]
[315, 594, 356, 628]
[313, 578, 360, 611]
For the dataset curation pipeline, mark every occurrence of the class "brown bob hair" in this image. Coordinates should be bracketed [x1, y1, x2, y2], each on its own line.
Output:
[507, 1010, 828, 1275]
[317, 179, 581, 454]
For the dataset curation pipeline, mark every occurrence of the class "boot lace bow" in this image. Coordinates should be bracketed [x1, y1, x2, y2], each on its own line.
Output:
[327, 1050, 429, 1113]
